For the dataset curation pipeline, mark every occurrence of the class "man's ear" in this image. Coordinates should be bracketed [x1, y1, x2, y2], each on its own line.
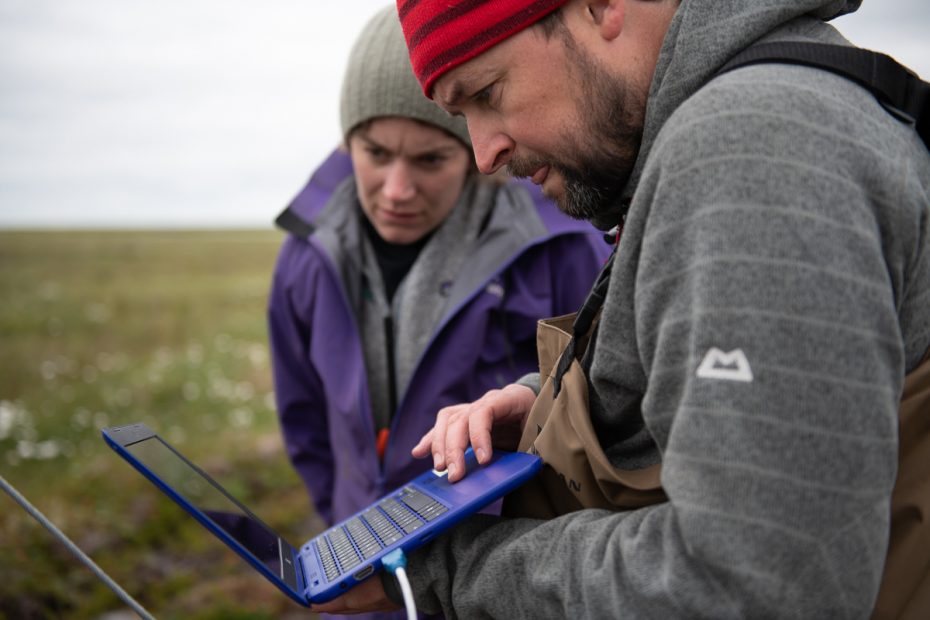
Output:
[586, 0, 624, 41]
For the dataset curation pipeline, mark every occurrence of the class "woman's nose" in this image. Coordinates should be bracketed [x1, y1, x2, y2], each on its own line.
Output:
[381, 161, 416, 202]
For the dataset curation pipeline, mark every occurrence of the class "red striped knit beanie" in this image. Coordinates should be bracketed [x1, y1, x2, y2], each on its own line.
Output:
[397, 0, 569, 97]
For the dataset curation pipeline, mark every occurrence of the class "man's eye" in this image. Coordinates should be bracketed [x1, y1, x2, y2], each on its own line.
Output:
[472, 85, 493, 104]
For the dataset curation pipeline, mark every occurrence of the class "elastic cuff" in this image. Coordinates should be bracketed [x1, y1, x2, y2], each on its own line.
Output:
[515, 372, 541, 396]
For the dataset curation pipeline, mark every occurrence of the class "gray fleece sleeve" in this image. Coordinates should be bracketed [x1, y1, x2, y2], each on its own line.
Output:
[515, 371, 541, 396]
[399, 62, 928, 619]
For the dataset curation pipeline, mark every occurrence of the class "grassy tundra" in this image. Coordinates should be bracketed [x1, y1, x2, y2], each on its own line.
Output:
[0, 230, 323, 620]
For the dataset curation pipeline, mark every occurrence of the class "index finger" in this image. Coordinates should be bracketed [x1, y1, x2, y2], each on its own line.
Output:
[443, 395, 499, 481]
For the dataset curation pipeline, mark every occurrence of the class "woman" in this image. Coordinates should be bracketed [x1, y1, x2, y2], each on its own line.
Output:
[268, 3, 606, 557]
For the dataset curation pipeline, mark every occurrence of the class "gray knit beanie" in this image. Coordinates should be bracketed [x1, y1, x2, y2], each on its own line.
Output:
[340, 5, 471, 148]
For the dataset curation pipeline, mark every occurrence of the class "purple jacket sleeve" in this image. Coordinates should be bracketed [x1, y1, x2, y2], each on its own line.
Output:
[547, 234, 609, 317]
[267, 236, 335, 524]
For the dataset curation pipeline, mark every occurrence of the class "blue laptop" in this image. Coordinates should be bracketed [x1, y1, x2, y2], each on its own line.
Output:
[102, 422, 541, 606]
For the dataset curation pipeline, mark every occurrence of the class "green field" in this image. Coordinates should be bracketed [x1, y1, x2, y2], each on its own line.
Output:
[0, 230, 323, 619]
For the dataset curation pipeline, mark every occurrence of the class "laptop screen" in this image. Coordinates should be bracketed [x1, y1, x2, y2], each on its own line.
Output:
[124, 435, 296, 587]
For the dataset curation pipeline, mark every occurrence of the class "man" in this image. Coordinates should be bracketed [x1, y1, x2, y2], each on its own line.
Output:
[314, 1, 930, 617]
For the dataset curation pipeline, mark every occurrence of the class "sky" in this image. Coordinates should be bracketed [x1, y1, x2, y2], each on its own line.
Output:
[0, 1, 927, 229]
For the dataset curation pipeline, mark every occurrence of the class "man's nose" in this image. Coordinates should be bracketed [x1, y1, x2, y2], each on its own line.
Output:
[382, 161, 416, 202]
[468, 119, 514, 175]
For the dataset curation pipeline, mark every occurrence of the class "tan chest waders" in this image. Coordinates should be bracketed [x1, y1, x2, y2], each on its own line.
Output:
[875, 348, 930, 619]
[503, 257, 665, 519]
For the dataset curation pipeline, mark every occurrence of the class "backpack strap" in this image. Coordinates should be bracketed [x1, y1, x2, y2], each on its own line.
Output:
[718, 41, 930, 146]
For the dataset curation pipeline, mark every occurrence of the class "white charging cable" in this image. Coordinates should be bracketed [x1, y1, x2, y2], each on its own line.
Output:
[382, 548, 416, 620]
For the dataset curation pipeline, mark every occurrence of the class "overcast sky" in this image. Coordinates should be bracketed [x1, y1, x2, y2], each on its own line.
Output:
[0, 1, 927, 229]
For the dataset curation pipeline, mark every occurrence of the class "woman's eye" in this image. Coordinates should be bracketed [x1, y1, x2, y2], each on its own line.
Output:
[366, 147, 389, 162]
[417, 154, 445, 167]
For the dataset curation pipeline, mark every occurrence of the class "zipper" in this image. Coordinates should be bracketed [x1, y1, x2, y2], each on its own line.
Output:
[383, 314, 398, 416]
[378, 314, 396, 466]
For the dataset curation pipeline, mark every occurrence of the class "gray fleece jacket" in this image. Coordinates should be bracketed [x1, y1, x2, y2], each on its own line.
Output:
[400, 1, 930, 618]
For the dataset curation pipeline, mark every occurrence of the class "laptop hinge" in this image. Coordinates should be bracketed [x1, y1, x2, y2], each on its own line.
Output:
[297, 544, 316, 598]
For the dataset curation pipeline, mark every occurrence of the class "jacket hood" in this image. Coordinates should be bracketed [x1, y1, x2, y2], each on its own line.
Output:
[595, 0, 862, 228]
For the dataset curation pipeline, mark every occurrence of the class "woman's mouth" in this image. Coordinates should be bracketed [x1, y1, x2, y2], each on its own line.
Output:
[380, 208, 418, 223]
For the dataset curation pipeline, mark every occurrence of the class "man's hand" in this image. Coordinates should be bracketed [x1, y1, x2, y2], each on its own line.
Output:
[310, 573, 400, 615]
[412, 383, 537, 482]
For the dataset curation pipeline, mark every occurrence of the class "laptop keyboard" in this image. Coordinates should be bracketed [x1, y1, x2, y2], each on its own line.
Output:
[313, 486, 448, 582]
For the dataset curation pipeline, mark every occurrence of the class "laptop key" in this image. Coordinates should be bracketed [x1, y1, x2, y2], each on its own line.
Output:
[363, 507, 403, 545]
[346, 517, 382, 559]
[327, 526, 361, 573]
[399, 487, 449, 521]
[381, 498, 425, 534]
[315, 540, 340, 582]
[419, 503, 448, 522]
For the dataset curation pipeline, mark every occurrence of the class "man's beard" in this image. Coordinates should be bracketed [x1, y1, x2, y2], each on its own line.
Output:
[508, 32, 645, 225]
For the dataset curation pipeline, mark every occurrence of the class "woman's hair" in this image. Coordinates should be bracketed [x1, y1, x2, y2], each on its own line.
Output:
[339, 5, 471, 149]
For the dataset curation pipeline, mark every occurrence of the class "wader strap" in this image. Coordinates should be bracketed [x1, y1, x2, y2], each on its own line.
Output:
[553, 253, 615, 397]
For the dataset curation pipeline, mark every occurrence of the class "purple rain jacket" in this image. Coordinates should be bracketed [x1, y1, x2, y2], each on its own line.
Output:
[268, 149, 609, 527]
